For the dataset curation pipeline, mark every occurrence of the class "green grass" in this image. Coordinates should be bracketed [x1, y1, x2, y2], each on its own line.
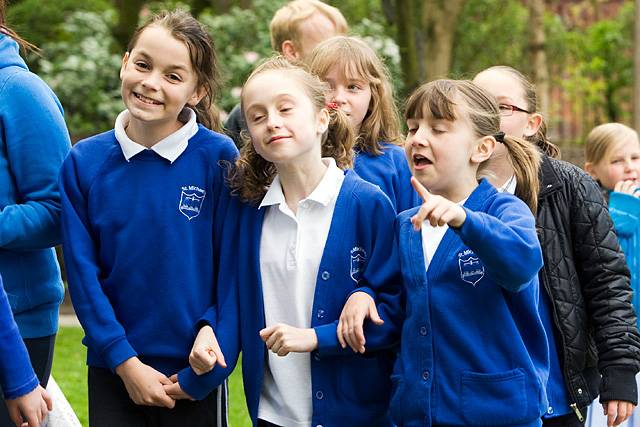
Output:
[53, 326, 251, 427]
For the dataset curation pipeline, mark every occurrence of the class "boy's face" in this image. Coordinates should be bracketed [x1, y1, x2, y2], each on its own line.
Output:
[289, 12, 339, 60]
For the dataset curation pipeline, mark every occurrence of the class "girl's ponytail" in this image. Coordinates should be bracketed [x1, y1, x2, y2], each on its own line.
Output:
[501, 135, 541, 213]
[323, 107, 354, 170]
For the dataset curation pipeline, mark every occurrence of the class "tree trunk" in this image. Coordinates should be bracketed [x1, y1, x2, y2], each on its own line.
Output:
[634, 0, 640, 130]
[113, 0, 145, 52]
[528, 0, 550, 117]
[420, 0, 464, 82]
[395, 0, 420, 94]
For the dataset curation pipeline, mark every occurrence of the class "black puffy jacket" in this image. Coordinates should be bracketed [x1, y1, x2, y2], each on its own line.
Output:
[536, 155, 640, 414]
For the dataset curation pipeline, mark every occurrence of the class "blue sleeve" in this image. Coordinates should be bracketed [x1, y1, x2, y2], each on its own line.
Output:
[315, 194, 404, 355]
[454, 197, 543, 292]
[0, 277, 39, 399]
[59, 151, 137, 370]
[179, 194, 241, 400]
[391, 147, 421, 213]
[0, 71, 71, 250]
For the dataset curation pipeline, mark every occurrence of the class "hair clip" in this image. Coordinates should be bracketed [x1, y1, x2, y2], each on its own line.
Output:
[325, 102, 339, 111]
[494, 131, 505, 143]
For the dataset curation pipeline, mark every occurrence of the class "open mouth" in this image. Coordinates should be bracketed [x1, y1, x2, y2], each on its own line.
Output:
[133, 92, 162, 105]
[413, 153, 432, 168]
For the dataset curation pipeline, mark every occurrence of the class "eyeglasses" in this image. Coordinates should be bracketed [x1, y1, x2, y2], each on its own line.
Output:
[498, 104, 531, 116]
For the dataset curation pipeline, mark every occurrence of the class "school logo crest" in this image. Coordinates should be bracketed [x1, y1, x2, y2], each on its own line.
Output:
[350, 246, 367, 284]
[178, 185, 206, 220]
[458, 253, 485, 287]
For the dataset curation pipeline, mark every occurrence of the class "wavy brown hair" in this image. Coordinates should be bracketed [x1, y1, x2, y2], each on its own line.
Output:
[228, 56, 355, 205]
[405, 79, 541, 213]
[307, 36, 402, 155]
[127, 10, 222, 131]
[478, 65, 560, 159]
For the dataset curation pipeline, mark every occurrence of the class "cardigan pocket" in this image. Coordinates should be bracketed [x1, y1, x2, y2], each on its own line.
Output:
[461, 368, 530, 425]
[388, 373, 405, 426]
[338, 353, 392, 405]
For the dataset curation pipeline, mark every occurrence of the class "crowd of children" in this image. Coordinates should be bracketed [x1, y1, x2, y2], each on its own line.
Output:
[1, 0, 640, 426]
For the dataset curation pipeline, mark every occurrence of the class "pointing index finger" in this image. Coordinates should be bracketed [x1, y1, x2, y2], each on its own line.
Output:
[411, 177, 430, 202]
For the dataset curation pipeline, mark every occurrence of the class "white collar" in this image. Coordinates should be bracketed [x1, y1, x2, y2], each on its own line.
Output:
[259, 158, 344, 209]
[114, 108, 198, 163]
[497, 175, 517, 194]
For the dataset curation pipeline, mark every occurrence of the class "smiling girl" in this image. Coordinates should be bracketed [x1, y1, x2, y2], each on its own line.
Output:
[59, 10, 237, 427]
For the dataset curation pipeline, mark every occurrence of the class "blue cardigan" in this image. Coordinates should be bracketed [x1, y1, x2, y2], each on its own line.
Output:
[391, 179, 549, 427]
[197, 170, 403, 425]
[0, 34, 70, 338]
[354, 143, 419, 214]
[0, 276, 39, 399]
[60, 126, 238, 399]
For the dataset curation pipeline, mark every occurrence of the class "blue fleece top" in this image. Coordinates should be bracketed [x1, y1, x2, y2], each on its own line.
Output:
[609, 192, 640, 323]
[0, 275, 39, 399]
[354, 143, 419, 213]
[197, 170, 404, 425]
[59, 126, 237, 399]
[0, 34, 70, 338]
[391, 180, 549, 427]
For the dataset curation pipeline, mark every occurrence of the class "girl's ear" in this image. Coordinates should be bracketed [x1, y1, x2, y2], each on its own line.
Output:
[281, 40, 301, 61]
[119, 52, 130, 80]
[584, 161, 597, 179]
[187, 86, 207, 107]
[317, 108, 330, 134]
[523, 112, 543, 138]
[471, 135, 496, 164]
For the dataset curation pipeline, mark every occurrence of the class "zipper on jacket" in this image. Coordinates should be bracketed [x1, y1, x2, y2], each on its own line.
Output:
[570, 403, 584, 422]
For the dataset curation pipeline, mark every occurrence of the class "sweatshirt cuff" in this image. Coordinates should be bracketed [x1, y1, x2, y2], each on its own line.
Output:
[2, 375, 39, 400]
[350, 287, 376, 300]
[177, 367, 208, 400]
[103, 337, 138, 371]
[599, 365, 639, 405]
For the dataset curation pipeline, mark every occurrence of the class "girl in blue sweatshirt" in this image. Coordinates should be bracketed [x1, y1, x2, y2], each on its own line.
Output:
[307, 36, 419, 213]
[0, 5, 70, 425]
[0, 276, 52, 427]
[345, 79, 550, 426]
[189, 56, 403, 427]
[59, 10, 237, 427]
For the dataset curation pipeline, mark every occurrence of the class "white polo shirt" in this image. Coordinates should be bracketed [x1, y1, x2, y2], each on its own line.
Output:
[257, 158, 344, 427]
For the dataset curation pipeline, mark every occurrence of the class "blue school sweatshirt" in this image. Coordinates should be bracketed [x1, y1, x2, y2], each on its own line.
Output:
[197, 170, 404, 425]
[391, 179, 549, 427]
[354, 143, 419, 213]
[0, 276, 39, 399]
[0, 34, 70, 338]
[59, 126, 237, 399]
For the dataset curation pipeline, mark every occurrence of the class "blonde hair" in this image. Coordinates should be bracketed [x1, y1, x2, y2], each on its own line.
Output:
[228, 56, 355, 204]
[477, 65, 560, 159]
[405, 79, 541, 213]
[585, 123, 639, 165]
[270, 0, 348, 53]
[307, 36, 402, 155]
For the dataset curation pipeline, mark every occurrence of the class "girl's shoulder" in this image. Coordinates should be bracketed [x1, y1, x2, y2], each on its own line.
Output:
[343, 169, 395, 212]
[189, 125, 238, 160]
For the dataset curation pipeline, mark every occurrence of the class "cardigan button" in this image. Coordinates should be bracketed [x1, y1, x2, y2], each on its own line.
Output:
[321, 271, 330, 280]
[317, 309, 325, 319]
[419, 326, 428, 336]
[422, 370, 430, 381]
[577, 388, 583, 395]
[315, 390, 324, 400]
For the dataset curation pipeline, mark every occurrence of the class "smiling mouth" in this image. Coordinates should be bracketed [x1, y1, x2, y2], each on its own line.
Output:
[268, 135, 290, 144]
[133, 92, 162, 105]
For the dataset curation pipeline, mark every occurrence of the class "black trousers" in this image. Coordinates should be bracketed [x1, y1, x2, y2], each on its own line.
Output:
[0, 334, 56, 427]
[542, 410, 586, 427]
[88, 366, 228, 427]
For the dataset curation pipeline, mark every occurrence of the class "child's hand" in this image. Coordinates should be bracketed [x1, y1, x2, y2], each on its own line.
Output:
[337, 291, 383, 353]
[189, 325, 227, 375]
[614, 180, 640, 197]
[5, 385, 52, 427]
[259, 324, 318, 356]
[163, 374, 194, 401]
[410, 177, 466, 230]
[115, 357, 176, 408]
[603, 400, 635, 427]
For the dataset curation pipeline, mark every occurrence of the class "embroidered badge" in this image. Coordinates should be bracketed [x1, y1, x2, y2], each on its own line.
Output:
[178, 185, 206, 220]
[350, 246, 367, 284]
[457, 249, 485, 286]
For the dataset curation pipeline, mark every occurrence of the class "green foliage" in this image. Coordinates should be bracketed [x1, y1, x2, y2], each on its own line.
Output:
[37, 11, 123, 140]
[6, 0, 111, 56]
